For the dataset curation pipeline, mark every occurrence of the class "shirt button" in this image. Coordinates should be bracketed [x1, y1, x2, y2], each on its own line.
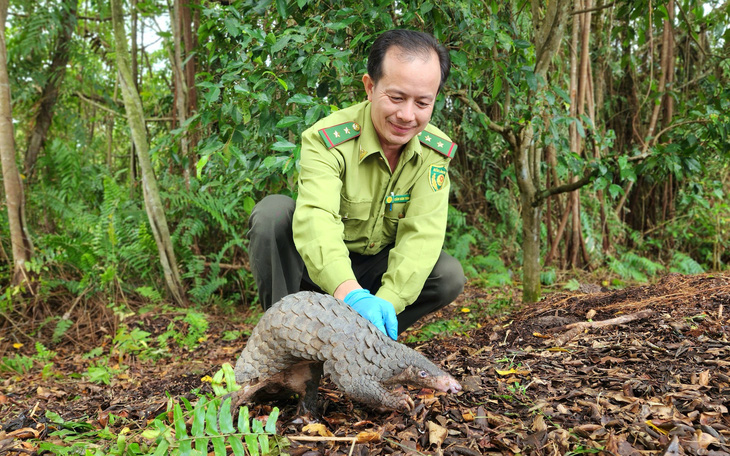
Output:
[398, 213, 404, 219]
[369, 242, 375, 248]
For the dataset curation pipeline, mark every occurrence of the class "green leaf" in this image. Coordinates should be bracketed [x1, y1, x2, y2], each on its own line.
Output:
[212, 435, 227, 455]
[304, 105, 323, 125]
[287, 93, 315, 105]
[224, 17, 240, 37]
[219, 398, 235, 434]
[276, 116, 302, 128]
[492, 75, 502, 99]
[524, 69, 537, 91]
[271, 35, 290, 53]
[275, 0, 288, 19]
[271, 140, 296, 152]
[259, 433, 270, 455]
[243, 196, 256, 214]
[265, 408, 279, 434]
[229, 435, 247, 456]
[192, 399, 207, 452]
[173, 403, 192, 454]
[150, 439, 170, 456]
[608, 184, 623, 198]
[222, 363, 241, 392]
[205, 399, 221, 436]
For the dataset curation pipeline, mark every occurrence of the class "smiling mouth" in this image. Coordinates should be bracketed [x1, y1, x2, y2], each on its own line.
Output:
[390, 122, 415, 134]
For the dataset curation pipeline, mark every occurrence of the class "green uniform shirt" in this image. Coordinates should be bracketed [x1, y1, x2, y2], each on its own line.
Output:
[292, 101, 456, 314]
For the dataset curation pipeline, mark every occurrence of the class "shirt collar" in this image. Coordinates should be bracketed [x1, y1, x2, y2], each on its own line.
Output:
[358, 102, 424, 165]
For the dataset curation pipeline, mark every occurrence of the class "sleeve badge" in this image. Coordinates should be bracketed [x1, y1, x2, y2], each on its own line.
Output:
[429, 165, 448, 192]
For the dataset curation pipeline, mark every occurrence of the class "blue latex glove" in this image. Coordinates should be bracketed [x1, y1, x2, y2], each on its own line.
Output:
[343, 289, 398, 340]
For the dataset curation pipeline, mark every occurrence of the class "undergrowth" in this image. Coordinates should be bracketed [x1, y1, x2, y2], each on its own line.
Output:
[30, 364, 286, 456]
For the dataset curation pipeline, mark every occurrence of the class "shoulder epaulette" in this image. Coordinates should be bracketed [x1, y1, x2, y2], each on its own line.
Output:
[418, 130, 457, 159]
[318, 121, 362, 149]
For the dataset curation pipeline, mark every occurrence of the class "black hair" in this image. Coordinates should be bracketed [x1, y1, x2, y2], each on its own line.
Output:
[367, 29, 451, 93]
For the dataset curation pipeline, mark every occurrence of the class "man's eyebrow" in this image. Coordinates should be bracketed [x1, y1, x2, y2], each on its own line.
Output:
[386, 89, 435, 101]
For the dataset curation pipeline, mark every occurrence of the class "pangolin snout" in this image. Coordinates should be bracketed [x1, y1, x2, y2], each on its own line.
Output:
[447, 379, 462, 393]
[435, 376, 462, 393]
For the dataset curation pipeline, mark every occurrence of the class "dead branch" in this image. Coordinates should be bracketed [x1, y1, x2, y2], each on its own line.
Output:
[547, 309, 654, 334]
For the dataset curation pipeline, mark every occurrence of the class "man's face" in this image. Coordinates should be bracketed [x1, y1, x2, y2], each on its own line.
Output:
[363, 47, 441, 155]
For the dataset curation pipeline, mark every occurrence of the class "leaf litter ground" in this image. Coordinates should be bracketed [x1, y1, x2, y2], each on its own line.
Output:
[1, 272, 729, 455]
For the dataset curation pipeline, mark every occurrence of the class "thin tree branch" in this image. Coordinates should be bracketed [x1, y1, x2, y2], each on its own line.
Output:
[75, 92, 173, 122]
[674, 1, 708, 58]
[571, 1, 615, 15]
[533, 167, 597, 207]
[626, 119, 712, 162]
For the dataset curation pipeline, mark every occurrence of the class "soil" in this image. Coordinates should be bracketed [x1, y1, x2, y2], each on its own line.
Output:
[1, 272, 729, 455]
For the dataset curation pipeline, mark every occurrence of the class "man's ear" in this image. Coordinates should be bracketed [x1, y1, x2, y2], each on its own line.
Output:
[362, 74, 374, 101]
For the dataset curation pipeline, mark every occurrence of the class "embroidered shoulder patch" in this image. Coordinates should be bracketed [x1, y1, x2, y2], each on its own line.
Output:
[418, 130, 457, 159]
[429, 165, 448, 192]
[318, 122, 361, 149]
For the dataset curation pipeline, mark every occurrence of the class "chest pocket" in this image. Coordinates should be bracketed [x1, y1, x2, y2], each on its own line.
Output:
[339, 196, 371, 242]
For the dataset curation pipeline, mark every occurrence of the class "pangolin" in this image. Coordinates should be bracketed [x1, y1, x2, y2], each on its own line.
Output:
[231, 291, 461, 413]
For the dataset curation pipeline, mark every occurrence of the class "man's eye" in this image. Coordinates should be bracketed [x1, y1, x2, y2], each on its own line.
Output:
[389, 96, 402, 102]
[417, 102, 431, 108]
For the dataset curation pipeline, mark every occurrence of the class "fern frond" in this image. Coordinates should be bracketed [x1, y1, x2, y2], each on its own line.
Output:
[670, 252, 705, 274]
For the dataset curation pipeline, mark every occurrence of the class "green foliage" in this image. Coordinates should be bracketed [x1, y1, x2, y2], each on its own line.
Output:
[0, 352, 35, 375]
[141, 399, 284, 456]
[176, 311, 209, 350]
[28, 364, 285, 455]
[85, 364, 114, 385]
[154, 308, 210, 352]
[2, 0, 728, 318]
[113, 326, 153, 358]
[540, 268, 557, 286]
[0, 341, 57, 375]
[405, 318, 475, 344]
[608, 252, 664, 282]
[31, 166, 160, 297]
[563, 278, 581, 291]
[52, 316, 74, 344]
[669, 252, 705, 275]
[444, 205, 516, 288]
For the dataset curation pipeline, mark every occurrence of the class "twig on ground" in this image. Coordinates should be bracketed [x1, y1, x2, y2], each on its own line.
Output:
[547, 309, 655, 346]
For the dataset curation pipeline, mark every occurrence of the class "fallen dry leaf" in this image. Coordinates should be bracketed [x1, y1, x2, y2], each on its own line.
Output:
[427, 421, 448, 448]
[355, 431, 380, 443]
[302, 423, 333, 437]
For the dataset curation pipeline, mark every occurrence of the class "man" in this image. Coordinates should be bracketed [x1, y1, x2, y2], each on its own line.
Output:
[248, 29, 465, 339]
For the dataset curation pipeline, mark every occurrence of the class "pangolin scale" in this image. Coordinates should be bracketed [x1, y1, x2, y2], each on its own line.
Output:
[232, 291, 461, 412]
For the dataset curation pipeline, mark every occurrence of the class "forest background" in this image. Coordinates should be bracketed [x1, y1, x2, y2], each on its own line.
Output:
[1, 0, 730, 335]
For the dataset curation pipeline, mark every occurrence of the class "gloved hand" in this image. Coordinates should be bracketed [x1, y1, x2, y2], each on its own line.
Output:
[343, 289, 398, 340]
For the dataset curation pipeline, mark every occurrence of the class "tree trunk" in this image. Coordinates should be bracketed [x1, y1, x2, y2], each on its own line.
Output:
[171, 0, 198, 187]
[513, 0, 572, 302]
[23, 0, 78, 182]
[513, 127, 541, 303]
[172, 0, 191, 187]
[110, 0, 186, 305]
[0, 0, 33, 287]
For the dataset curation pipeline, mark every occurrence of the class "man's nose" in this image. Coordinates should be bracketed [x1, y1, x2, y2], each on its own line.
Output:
[396, 102, 416, 122]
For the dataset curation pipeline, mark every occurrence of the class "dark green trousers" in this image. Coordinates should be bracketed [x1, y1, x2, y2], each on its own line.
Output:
[247, 194, 466, 334]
